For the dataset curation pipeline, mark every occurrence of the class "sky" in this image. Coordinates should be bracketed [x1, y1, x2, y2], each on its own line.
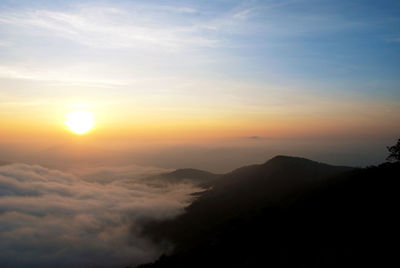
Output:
[0, 2, 399, 266]
[0, 0, 399, 169]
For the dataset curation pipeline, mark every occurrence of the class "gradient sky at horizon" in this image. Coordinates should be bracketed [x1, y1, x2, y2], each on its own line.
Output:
[0, 0, 399, 166]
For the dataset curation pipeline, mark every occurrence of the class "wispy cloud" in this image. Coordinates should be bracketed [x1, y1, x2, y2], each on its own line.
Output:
[0, 5, 219, 49]
[0, 63, 128, 87]
[0, 40, 11, 47]
[233, 8, 253, 20]
[386, 35, 400, 43]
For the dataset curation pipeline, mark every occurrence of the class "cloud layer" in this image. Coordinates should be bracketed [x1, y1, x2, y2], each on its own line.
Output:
[0, 163, 201, 267]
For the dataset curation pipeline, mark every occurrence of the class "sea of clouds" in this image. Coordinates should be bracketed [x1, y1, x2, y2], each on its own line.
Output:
[0, 163, 201, 268]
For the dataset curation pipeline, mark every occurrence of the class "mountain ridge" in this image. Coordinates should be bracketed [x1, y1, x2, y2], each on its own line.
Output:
[138, 156, 397, 268]
[144, 167, 220, 188]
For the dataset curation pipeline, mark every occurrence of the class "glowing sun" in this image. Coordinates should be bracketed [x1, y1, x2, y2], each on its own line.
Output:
[65, 110, 95, 134]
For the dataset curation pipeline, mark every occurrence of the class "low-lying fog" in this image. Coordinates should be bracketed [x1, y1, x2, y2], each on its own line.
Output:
[0, 163, 202, 267]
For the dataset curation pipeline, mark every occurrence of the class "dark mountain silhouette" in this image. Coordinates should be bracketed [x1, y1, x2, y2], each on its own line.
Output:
[143, 156, 352, 245]
[202, 155, 352, 204]
[145, 168, 220, 188]
[138, 156, 398, 268]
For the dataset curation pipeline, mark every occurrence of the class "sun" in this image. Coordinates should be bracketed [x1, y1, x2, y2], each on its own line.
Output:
[65, 110, 96, 135]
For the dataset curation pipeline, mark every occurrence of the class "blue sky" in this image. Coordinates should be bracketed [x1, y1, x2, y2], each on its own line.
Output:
[1, 0, 399, 91]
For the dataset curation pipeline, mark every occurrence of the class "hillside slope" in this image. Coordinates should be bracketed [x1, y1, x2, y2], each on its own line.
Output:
[138, 156, 394, 268]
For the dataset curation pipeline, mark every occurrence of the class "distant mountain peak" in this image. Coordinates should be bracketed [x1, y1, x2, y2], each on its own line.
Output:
[266, 155, 318, 164]
[164, 168, 217, 179]
[146, 168, 220, 188]
[264, 155, 351, 170]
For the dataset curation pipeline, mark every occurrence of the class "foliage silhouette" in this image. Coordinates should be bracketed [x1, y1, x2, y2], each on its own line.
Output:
[387, 138, 400, 162]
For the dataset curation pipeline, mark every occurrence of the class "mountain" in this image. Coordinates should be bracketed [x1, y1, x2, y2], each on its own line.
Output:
[146, 168, 220, 188]
[142, 156, 352, 245]
[201, 155, 352, 205]
[138, 157, 398, 267]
